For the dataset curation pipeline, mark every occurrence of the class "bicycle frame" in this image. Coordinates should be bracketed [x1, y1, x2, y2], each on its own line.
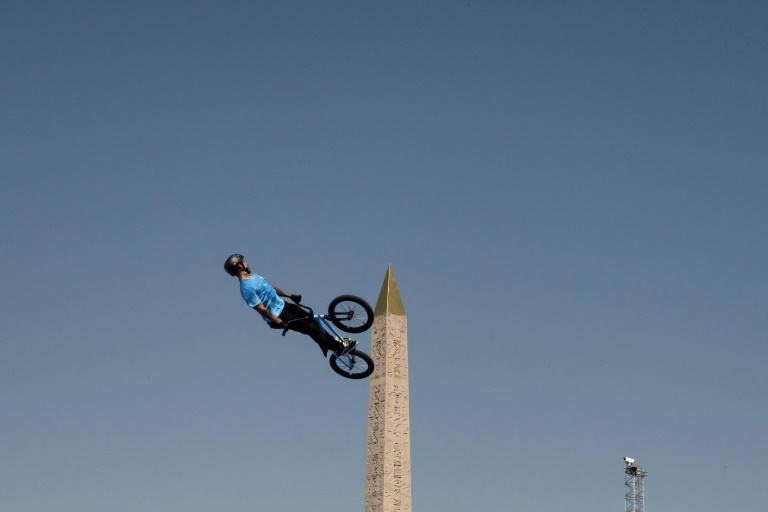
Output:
[279, 297, 375, 379]
[281, 303, 352, 343]
[312, 313, 347, 342]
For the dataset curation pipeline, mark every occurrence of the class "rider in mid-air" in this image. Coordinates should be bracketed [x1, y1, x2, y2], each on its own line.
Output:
[224, 254, 357, 355]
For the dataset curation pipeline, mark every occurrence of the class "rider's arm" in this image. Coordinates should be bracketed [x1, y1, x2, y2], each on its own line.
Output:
[274, 287, 291, 298]
[253, 303, 282, 324]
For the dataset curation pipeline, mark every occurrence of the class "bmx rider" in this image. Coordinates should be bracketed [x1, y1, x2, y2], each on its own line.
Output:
[224, 254, 357, 355]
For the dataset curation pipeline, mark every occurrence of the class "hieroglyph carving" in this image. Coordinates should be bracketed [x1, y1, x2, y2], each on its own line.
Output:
[364, 313, 411, 512]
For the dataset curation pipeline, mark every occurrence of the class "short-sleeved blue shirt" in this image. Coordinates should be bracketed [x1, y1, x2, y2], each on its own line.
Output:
[240, 274, 285, 322]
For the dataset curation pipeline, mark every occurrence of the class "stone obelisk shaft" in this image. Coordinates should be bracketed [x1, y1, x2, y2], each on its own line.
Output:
[364, 265, 411, 512]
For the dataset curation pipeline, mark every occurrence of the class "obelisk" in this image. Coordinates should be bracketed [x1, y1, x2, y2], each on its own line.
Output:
[364, 265, 412, 512]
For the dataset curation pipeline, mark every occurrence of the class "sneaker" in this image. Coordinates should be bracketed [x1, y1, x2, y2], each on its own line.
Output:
[337, 338, 358, 356]
[327, 335, 345, 353]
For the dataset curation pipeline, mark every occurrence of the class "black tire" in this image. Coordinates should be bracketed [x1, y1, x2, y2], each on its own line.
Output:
[329, 349, 374, 379]
[328, 295, 374, 333]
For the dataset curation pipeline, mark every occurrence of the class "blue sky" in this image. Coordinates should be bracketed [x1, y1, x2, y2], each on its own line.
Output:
[2, 1, 766, 511]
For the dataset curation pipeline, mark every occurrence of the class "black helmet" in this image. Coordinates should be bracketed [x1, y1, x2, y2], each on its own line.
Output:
[224, 254, 244, 276]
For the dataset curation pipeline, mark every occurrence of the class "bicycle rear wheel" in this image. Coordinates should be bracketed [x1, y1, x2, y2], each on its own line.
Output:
[329, 349, 374, 379]
[328, 295, 374, 333]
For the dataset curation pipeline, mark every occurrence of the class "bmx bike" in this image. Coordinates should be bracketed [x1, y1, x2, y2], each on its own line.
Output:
[282, 295, 375, 379]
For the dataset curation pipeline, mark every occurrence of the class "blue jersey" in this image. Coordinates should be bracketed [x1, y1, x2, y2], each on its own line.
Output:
[240, 274, 285, 322]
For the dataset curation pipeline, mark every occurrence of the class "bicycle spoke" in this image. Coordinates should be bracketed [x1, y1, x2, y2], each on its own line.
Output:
[337, 355, 363, 374]
[335, 302, 367, 328]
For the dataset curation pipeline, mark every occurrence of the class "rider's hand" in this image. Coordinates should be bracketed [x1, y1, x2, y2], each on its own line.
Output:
[292, 294, 302, 304]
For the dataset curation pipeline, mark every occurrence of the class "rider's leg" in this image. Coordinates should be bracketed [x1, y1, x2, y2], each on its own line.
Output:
[275, 303, 342, 352]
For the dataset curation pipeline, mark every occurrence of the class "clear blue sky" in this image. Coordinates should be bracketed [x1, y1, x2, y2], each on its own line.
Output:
[2, 1, 766, 511]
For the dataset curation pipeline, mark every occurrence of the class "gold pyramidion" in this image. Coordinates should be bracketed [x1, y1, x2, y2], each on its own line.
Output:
[373, 264, 405, 316]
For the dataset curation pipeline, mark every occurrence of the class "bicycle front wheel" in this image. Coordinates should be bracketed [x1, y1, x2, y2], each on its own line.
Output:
[329, 350, 374, 379]
[328, 295, 374, 333]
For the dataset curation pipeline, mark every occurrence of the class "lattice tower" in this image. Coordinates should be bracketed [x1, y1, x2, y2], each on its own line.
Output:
[624, 458, 648, 512]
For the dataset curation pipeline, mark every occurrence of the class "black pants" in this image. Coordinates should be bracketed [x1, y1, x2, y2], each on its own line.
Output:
[269, 302, 338, 351]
